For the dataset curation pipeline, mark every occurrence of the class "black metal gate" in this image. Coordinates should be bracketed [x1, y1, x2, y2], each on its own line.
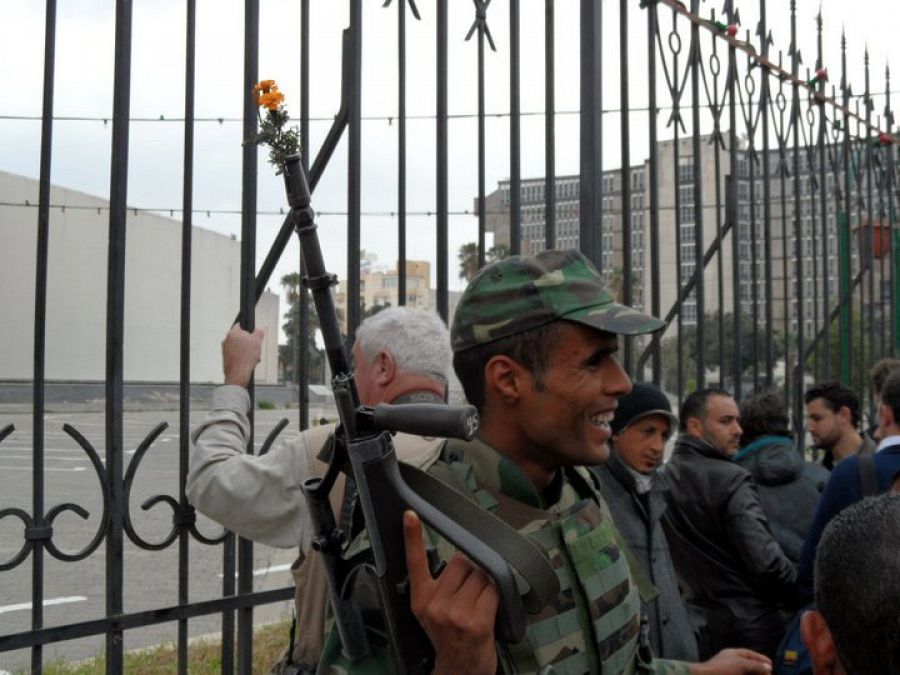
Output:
[1, 0, 897, 672]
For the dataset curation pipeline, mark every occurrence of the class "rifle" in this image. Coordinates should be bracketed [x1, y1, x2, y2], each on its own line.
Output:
[278, 154, 559, 674]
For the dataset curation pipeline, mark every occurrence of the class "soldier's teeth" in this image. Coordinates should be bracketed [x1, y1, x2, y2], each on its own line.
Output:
[591, 412, 614, 426]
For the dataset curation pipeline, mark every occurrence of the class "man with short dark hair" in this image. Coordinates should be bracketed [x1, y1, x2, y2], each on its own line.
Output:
[800, 494, 900, 673]
[868, 358, 900, 440]
[734, 390, 829, 563]
[804, 381, 874, 470]
[663, 388, 797, 660]
[796, 371, 900, 601]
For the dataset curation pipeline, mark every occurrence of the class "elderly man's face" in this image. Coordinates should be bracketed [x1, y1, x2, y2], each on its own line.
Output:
[613, 414, 672, 475]
[515, 323, 632, 470]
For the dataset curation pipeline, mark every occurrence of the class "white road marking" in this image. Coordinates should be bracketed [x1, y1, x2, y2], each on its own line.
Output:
[0, 465, 86, 473]
[0, 596, 88, 615]
[217, 562, 293, 579]
[0, 455, 91, 462]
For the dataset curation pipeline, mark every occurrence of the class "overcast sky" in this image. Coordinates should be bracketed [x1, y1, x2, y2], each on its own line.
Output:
[2, 0, 898, 337]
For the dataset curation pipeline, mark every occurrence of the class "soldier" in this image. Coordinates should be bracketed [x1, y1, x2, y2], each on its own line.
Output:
[319, 250, 772, 674]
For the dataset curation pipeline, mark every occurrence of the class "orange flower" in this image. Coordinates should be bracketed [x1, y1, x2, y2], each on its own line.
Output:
[257, 90, 285, 111]
[254, 79, 276, 94]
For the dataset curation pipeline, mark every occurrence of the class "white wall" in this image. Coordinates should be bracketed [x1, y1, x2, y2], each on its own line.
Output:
[0, 171, 279, 383]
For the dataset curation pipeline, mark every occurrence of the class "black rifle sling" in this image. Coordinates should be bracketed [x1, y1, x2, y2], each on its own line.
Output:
[397, 462, 559, 613]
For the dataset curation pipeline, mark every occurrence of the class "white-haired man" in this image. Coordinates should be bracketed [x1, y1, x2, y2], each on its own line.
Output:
[186, 305, 452, 671]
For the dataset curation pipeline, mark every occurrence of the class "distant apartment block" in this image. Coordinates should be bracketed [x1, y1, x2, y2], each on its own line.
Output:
[482, 133, 885, 344]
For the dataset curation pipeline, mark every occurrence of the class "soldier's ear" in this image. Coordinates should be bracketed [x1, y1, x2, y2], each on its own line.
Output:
[484, 354, 525, 404]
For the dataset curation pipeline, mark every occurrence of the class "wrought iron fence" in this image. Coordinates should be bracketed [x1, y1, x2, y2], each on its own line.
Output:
[0, 0, 897, 673]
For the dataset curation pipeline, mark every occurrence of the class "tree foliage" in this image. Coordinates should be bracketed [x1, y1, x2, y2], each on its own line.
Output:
[458, 242, 511, 282]
[280, 272, 326, 384]
[659, 312, 785, 394]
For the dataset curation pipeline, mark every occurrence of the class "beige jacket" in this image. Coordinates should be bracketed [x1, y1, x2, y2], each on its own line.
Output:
[187, 385, 444, 550]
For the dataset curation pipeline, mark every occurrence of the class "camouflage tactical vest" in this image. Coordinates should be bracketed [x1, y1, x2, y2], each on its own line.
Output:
[315, 437, 691, 675]
[437, 438, 659, 674]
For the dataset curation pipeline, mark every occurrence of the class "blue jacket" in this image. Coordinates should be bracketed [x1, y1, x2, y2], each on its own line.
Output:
[797, 440, 900, 600]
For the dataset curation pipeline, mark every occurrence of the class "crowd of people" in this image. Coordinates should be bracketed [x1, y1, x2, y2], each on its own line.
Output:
[187, 249, 900, 674]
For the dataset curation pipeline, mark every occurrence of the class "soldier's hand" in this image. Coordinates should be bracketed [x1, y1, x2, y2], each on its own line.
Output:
[403, 510, 499, 675]
[693, 648, 772, 674]
[222, 325, 265, 388]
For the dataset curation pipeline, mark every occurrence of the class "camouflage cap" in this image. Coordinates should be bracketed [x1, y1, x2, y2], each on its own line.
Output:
[451, 249, 666, 352]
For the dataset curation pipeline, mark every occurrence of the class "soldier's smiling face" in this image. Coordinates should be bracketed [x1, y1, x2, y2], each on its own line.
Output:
[515, 322, 632, 472]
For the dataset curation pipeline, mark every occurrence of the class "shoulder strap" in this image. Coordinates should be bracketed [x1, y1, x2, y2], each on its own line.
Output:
[858, 453, 878, 497]
[398, 461, 560, 613]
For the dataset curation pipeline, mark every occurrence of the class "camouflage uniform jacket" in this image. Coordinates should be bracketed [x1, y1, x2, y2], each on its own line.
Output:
[318, 437, 691, 675]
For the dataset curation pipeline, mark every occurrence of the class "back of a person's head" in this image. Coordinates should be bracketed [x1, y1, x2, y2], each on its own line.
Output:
[881, 370, 900, 425]
[739, 390, 789, 444]
[870, 358, 900, 400]
[678, 387, 731, 433]
[815, 494, 900, 673]
[356, 307, 451, 382]
[804, 381, 861, 428]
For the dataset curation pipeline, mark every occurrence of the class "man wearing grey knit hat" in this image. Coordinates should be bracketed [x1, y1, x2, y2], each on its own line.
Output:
[592, 382, 698, 662]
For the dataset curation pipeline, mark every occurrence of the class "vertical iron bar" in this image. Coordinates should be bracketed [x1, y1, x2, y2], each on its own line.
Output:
[299, 0, 310, 426]
[693, 0, 706, 390]
[854, 104, 866, 402]
[347, 0, 363, 337]
[647, 0, 661, 384]
[713, 36, 725, 390]
[748, 73, 760, 391]
[888, 66, 898, 354]
[221, 532, 235, 672]
[544, 0, 555, 252]
[31, 1, 57, 671]
[477, 7, 486, 267]
[510, 0, 521, 256]
[790, 0, 805, 447]
[839, 30, 853, 384]
[436, 0, 448, 321]
[177, 2, 196, 673]
[778, 51, 791, 410]
[238, 1, 259, 670]
[864, 50, 876, 415]
[728, 1, 740, 396]
[817, 13, 830, 380]
[672, 13, 684, 403]
[579, 0, 602, 267]
[877, 108, 887, 363]
[398, 0, 407, 303]
[808, 77, 821, 383]
[620, 0, 633, 371]
[760, 0, 774, 385]
[105, 0, 133, 669]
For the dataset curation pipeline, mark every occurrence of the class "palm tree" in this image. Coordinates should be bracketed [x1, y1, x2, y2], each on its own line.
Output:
[458, 242, 480, 281]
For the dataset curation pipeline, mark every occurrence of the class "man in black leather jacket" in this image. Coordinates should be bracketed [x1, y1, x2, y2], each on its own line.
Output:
[662, 388, 798, 661]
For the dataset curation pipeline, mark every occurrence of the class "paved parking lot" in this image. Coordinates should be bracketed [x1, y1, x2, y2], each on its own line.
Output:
[0, 406, 321, 671]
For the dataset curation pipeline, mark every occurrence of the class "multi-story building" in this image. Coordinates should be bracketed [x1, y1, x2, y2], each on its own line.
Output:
[334, 259, 434, 331]
[484, 132, 883, 350]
